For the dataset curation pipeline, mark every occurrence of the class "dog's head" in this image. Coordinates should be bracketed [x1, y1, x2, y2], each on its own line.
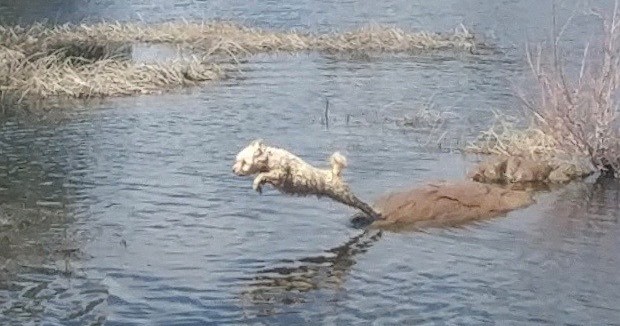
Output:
[232, 139, 269, 176]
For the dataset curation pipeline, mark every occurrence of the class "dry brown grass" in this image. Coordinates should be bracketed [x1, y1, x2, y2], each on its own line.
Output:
[0, 24, 228, 102]
[467, 114, 560, 158]
[0, 21, 478, 104]
[24, 22, 477, 56]
[2, 54, 223, 100]
[311, 24, 476, 54]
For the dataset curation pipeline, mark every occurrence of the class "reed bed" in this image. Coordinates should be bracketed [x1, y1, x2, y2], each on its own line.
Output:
[3, 55, 223, 99]
[5, 22, 477, 55]
[0, 21, 478, 103]
[312, 24, 476, 54]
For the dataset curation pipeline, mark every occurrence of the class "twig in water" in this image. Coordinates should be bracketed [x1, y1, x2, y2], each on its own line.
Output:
[324, 98, 330, 129]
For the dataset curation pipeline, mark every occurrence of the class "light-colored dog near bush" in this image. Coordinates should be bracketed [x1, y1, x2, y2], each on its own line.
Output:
[232, 139, 382, 220]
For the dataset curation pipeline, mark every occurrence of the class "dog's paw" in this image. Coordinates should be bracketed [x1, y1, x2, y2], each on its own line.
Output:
[350, 212, 375, 228]
[252, 178, 264, 194]
[374, 213, 386, 220]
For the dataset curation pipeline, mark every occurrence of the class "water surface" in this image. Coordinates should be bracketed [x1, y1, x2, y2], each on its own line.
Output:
[1, 1, 619, 325]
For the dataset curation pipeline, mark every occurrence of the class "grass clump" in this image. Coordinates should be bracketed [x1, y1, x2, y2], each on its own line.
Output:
[311, 24, 476, 54]
[3, 54, 222, 100]
[467, 114, 560, 158]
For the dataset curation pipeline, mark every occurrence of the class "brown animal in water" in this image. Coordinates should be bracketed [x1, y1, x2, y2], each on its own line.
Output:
[232, 139, 382, 220]
[469, 156, 594, 184]
[469, 156, 553, 183]
[368, 180, 534, 229]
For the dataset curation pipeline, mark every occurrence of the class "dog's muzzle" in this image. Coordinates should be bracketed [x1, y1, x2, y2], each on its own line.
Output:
[232, 162, 246, 176]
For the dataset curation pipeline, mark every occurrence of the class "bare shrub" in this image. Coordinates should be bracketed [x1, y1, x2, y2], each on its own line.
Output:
[518, 2, 620, 176]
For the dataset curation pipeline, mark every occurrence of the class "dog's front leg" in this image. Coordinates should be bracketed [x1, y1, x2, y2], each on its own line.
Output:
[252, 173, 267, 194]
[252, 170, 286, 194]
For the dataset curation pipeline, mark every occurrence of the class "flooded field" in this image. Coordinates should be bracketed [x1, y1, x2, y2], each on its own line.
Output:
[1, 0, 619, 325]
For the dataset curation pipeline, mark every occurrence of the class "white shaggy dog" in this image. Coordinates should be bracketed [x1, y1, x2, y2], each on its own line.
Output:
[232, 139, 382, 220]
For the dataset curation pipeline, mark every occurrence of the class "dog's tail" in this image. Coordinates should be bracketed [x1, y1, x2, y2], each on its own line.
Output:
[330, 152, 348, 177]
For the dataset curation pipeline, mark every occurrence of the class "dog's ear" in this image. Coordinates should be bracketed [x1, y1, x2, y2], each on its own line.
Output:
[251, 139, 265, 156]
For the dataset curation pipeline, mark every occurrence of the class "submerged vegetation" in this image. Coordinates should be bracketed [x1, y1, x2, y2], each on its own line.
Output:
[470, 4, 620, 178]
[0, 21, 478, 104]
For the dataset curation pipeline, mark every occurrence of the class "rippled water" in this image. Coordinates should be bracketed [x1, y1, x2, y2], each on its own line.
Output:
[1, 1, 620, 325]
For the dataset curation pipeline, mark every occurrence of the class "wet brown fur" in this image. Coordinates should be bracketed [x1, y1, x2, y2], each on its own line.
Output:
[468, 156, 593, 184]
[369, 180, 534, 229]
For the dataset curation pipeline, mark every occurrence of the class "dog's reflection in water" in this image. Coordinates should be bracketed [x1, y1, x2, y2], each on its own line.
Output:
[240, 228, 382, 309]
